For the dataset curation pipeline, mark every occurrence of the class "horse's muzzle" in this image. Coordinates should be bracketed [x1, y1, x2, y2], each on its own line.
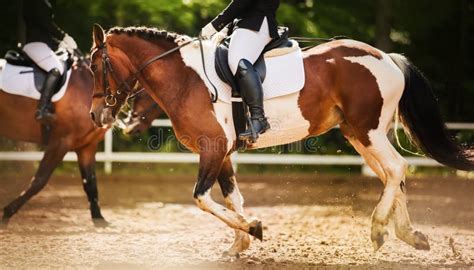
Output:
[90, 107, 115, 128]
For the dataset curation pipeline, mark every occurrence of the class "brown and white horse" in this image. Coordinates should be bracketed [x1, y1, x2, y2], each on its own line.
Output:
[89, 25, 473, 256]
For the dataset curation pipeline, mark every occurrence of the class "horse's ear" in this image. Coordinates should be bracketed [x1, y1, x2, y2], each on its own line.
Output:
[93, 23, 105, 47]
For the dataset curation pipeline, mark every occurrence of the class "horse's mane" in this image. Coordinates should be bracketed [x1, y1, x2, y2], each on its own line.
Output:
[107, 26, 182, 44]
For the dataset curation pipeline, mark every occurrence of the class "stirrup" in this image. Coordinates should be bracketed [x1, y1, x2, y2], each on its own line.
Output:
[239, 120, 258, 143]
[238, 117, 269, 143]
[35, 109, 56, 125]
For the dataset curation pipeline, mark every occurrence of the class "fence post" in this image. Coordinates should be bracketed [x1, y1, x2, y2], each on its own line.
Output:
[104, 129, 113, 174]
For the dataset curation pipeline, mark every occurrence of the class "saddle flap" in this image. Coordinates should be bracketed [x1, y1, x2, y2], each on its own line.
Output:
[215, 44, 238, 95]
[215, 45, 266, 96]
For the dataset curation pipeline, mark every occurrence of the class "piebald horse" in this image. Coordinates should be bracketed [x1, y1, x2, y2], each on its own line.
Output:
[0, 53, 108, 227]
[89, 24, 473, 255]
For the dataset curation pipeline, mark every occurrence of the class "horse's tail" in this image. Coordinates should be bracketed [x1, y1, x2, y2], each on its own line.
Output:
[389, 53, 474, 171]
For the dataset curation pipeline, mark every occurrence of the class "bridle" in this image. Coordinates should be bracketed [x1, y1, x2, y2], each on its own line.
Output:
[91, 37, 198, 108]
[92, 43, 134, 107]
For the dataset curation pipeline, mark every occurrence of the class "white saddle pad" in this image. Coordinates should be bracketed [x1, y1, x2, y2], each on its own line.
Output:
[178, 37, 305, 104]
[0, 59, 71, 102]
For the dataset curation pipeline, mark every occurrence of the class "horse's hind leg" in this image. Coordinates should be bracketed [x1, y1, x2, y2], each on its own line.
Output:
[340, 124, 386, 181]
[76, 143, 108, 227]
[388, 147, 430, 250]
[217, 158, 250, 257]
[2, 143, 68, 226]
[342, 125, 429, 250]
[345, 132, 429, 250]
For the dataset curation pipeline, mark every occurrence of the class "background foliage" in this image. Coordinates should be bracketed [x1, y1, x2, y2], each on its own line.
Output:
[1, 0, 472, 120]
[0, 0, 472, 173]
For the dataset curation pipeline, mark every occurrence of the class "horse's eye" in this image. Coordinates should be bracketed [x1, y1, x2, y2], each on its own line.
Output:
[90, 64, 97, 72]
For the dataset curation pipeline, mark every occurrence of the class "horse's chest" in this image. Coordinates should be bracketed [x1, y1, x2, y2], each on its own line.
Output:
[213, 92, 310, 150]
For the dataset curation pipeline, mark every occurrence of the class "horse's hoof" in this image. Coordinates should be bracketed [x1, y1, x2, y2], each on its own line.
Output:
[93, 218, 110, 228]
[222, 250, 240, 258]
[1, 210, 12, 229]
[413, 230, 430, 250]
[0, 218, 9, 230]
[371, 225, 389, 251]
[248, 220, 263, 241]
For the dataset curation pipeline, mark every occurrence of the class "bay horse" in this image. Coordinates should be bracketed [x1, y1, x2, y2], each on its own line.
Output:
[89, 24, 473, 256]
[0, 52, 109, 227]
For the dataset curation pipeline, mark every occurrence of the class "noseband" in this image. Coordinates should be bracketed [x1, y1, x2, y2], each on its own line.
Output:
[92, 43, 135, 107]
[92, 38, 197, 107]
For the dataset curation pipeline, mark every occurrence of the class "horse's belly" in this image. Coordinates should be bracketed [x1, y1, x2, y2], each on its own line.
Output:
[253, 92, 310, 149]
[214, 92, 310, 151]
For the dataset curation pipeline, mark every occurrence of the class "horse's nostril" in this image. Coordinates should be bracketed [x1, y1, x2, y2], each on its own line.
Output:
[90, 112, 96, 122]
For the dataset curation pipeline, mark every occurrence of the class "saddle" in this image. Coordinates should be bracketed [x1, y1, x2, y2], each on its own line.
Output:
[4, 50, 71, 93]
[213, 27, 300, 149]
[214, 27, 292, 97]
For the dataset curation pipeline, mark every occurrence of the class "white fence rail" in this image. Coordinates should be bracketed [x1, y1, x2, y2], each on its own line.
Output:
[0, 121, 473, 175]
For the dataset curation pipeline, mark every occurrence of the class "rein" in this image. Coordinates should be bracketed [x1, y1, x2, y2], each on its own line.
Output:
[291, 35, 350, 51]
[92, 38, 198, 107]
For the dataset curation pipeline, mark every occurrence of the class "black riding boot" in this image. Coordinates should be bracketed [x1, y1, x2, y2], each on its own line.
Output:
[235, 59, 270, 143]
[35, 68, 61, 125]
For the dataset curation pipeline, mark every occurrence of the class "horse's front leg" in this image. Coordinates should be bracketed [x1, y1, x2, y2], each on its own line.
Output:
[194, 151, 263, 242]
[217, 157, 251, 257]
[76, 142, 108, 227]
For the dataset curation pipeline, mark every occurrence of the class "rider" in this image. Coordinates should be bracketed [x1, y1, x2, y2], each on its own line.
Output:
[201, 0, 280, 142]
[20, 0, 78, 124]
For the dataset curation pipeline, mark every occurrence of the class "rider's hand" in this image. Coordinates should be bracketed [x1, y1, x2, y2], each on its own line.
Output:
[200, 23, 217, 39]
[60, 34, 78, 53]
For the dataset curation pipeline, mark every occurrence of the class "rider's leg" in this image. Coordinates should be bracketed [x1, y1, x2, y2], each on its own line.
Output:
[23, 42, 64, 124]
[228, 17, 272, 142]
[235, 59, 270, 142]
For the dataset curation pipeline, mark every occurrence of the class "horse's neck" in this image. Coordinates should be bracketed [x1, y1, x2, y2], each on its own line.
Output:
[129, 45, 192, 113]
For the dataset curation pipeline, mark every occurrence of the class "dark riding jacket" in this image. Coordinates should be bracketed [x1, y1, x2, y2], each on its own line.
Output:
[21, 0, 65, 49]
[211, 0, 280, 39]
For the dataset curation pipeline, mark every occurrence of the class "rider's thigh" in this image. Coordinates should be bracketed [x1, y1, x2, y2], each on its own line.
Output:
[228, 17, 272, 75]
[23, 42, 64, 74]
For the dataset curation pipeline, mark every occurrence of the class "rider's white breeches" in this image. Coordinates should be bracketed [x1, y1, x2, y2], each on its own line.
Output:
[228, 17, 272, 75]
[23, 42, 64, 74]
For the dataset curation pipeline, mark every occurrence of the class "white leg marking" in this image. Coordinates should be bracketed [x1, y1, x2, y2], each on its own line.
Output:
[224, 178, 251, 256]
[195, 189, 252, 232]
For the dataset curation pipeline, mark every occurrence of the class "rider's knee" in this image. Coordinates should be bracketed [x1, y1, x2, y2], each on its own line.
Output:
[234, 58, 252, 77]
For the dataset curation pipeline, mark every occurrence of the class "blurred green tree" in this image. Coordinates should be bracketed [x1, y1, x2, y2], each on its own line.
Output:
[0, 0, 472, 122]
